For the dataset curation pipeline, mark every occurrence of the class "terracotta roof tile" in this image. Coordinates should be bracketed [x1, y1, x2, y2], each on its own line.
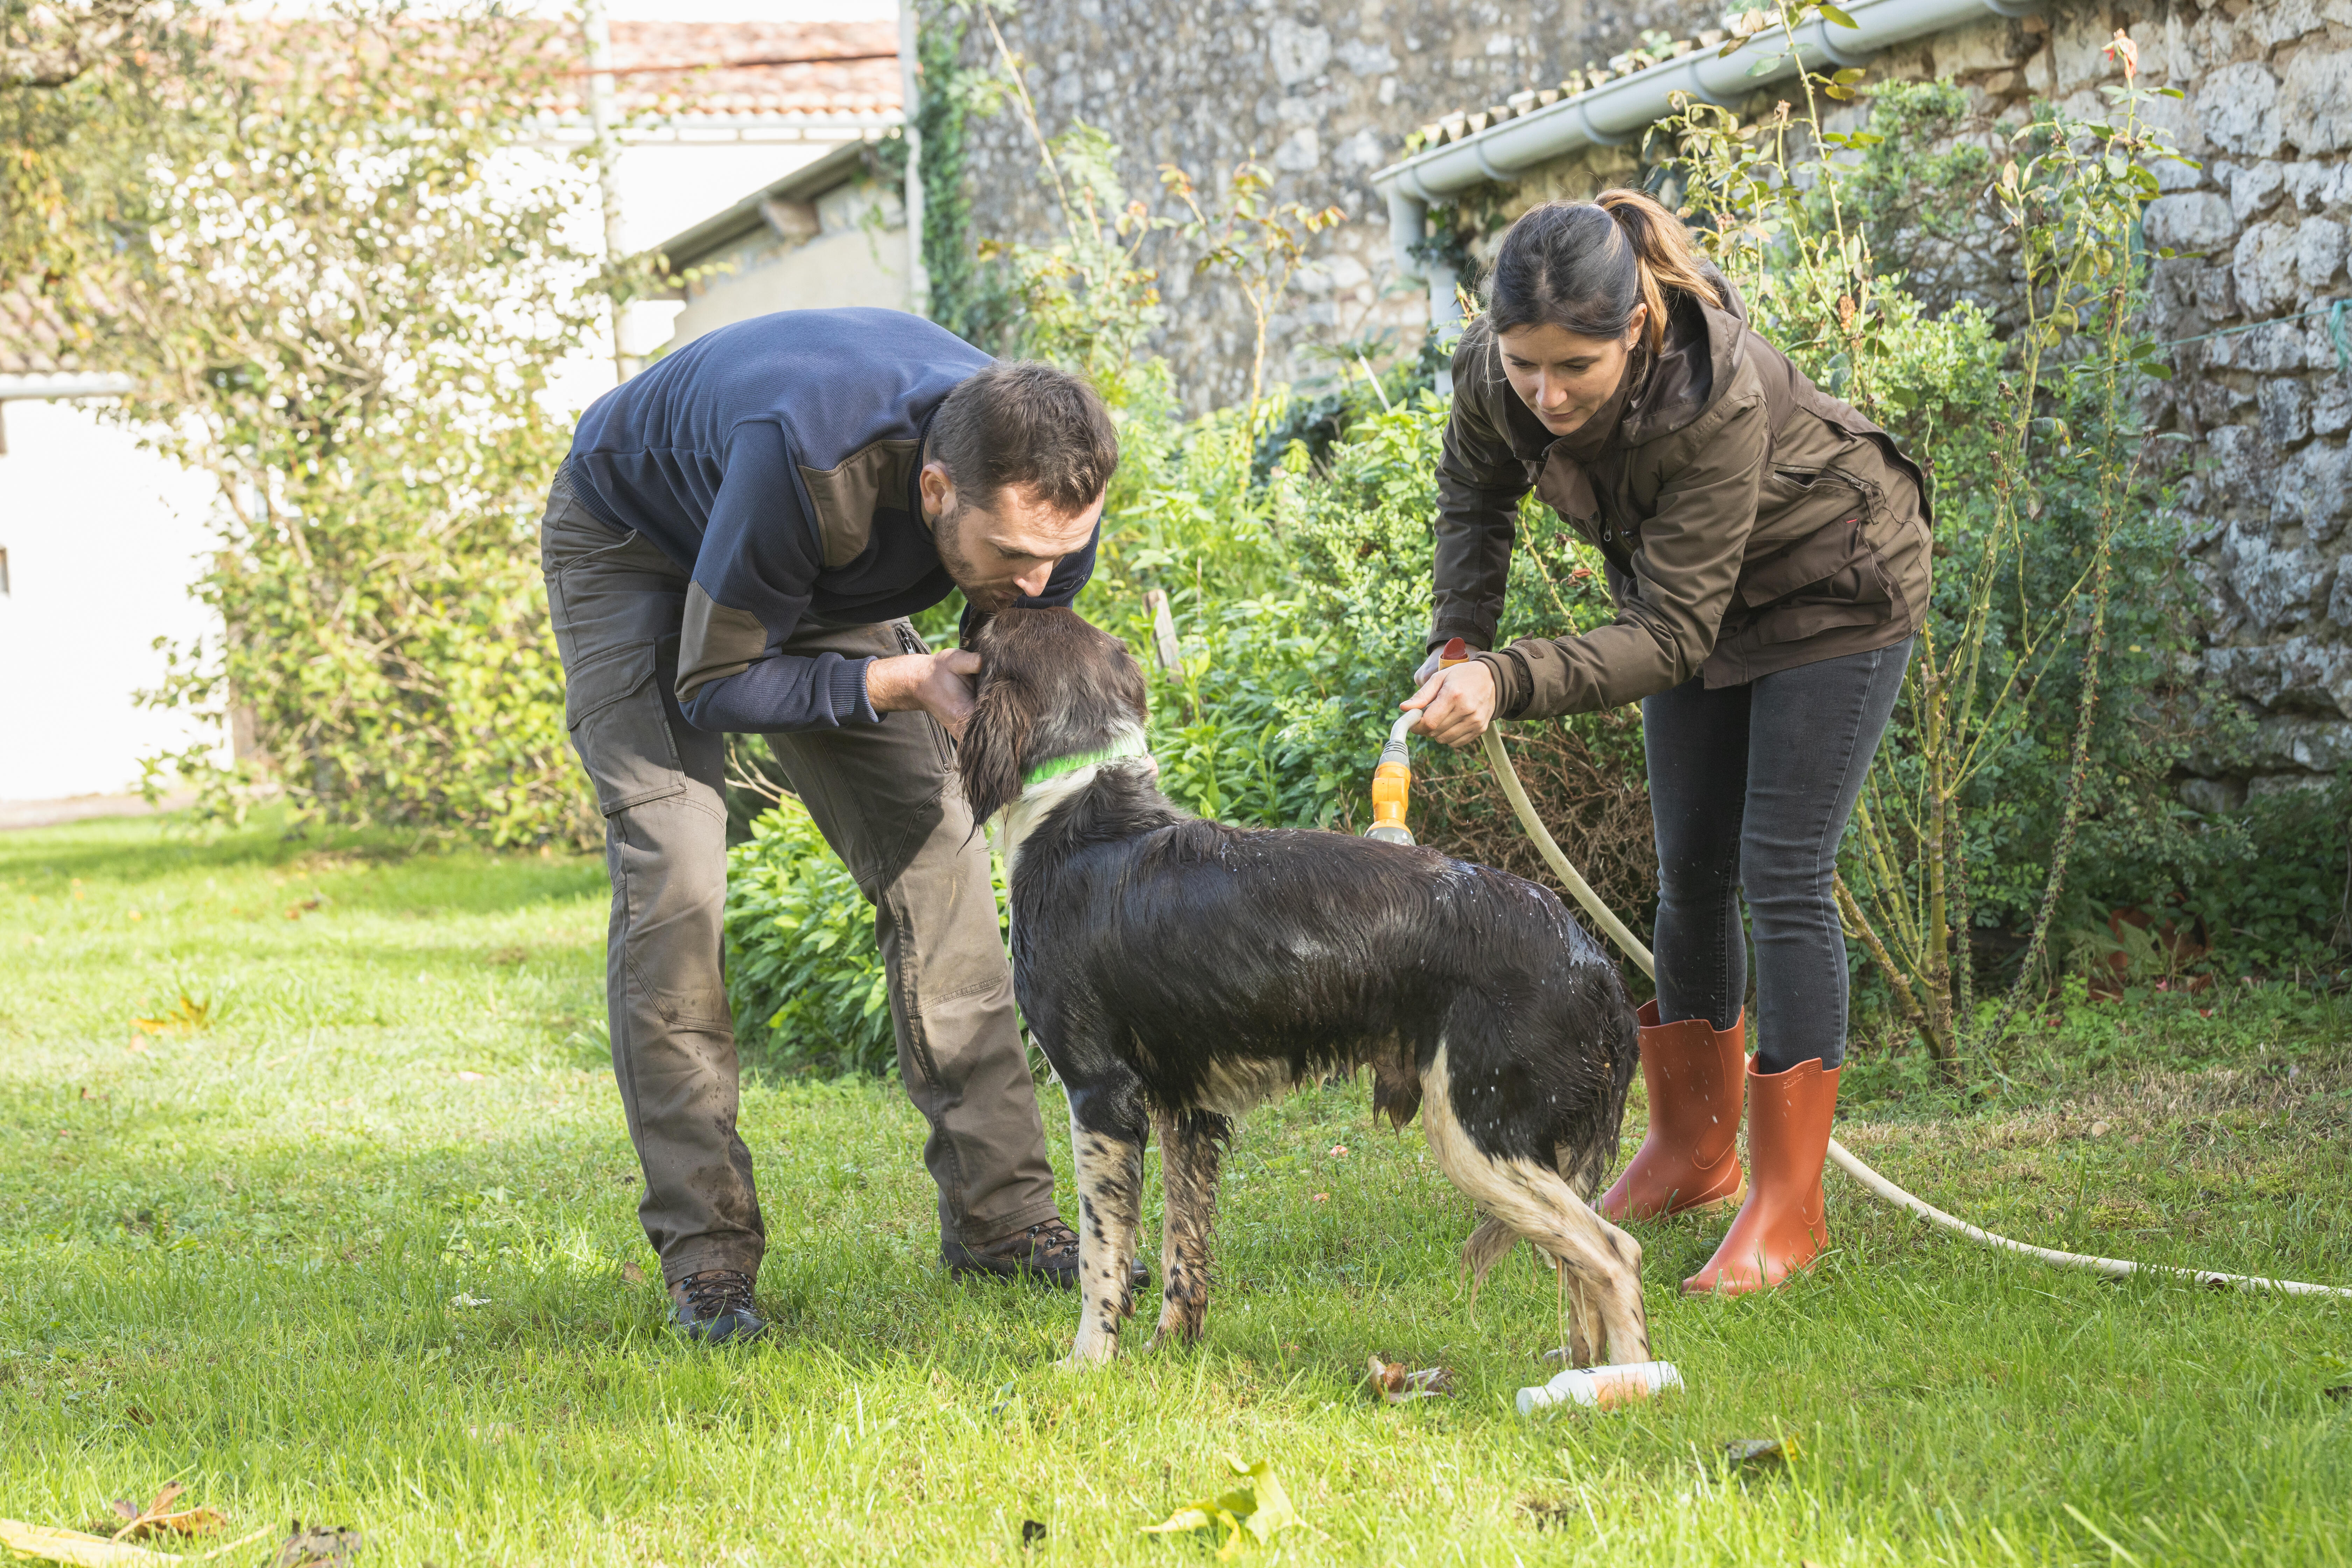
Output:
[584, 21, 899, 120]
[1407, 12, 1767, 155]
[0, 284, 104, 377]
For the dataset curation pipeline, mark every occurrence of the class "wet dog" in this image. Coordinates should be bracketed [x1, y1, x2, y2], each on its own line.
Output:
[958, 607, 1645, 1367]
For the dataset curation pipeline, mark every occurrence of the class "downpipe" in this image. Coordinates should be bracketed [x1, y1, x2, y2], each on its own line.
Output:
[1371, 646, 2352, 1302]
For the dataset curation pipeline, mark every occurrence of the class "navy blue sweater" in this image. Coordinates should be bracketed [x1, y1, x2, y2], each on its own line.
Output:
[565, 308, 1098, 733]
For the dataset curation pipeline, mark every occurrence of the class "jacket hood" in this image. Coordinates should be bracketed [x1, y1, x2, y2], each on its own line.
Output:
[1615, 261, 1751, 449]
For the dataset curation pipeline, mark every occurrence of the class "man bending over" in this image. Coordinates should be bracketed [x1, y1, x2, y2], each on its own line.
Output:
[542, 307, 1117, 1342]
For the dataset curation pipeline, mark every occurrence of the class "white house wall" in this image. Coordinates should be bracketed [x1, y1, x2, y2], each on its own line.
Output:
[0, 401, 223, 801]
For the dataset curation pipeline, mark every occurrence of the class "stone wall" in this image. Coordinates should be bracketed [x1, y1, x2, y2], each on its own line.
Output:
[922, 0, 1721, 412]
[934, 0, 2352, 798]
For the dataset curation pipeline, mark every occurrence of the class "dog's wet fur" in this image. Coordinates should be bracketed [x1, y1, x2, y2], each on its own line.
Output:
[961, 607, 1647, 1367]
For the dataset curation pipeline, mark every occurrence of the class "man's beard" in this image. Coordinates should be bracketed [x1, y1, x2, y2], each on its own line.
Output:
[933, 505, 1016, 612]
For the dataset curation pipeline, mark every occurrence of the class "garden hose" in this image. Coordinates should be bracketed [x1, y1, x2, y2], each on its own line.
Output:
[1376, 658, 2352, 1301]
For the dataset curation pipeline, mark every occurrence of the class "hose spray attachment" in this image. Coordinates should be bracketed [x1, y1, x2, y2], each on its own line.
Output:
[1365, 637, 1470, 846]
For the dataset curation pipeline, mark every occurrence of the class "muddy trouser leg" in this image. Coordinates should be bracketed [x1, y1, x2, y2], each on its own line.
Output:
[539, 469, 761, 1283]
[764, 620, 1060, 1250]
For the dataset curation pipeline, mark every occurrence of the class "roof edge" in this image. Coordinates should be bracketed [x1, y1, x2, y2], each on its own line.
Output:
[650, 137, 883, 266]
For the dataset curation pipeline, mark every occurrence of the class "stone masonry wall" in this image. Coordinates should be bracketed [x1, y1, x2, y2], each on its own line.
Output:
[936, 0, 2352, 799]
[924, 0, 1722, 412]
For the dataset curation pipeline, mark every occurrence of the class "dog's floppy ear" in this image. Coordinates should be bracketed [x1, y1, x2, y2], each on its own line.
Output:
[957, 657, 1034, 825]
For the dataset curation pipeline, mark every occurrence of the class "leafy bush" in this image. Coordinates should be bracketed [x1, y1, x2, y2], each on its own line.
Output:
[725, 799, 1009, 1076]
[22, 5, 607, 847]
[2178, 779, 2352, 976]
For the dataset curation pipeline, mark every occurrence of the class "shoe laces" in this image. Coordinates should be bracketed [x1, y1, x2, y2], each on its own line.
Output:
[677, 1269, 756, 1320]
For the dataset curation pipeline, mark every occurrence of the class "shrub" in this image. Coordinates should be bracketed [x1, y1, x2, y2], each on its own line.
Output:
[725, 799, 1010, 1077]
[24, 5, 608, 847]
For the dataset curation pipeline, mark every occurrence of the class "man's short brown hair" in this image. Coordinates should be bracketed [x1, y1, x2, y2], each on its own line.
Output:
[928, 360, 1118, 515]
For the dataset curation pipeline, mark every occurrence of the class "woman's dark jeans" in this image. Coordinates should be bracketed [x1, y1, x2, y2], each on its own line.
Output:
[1642, 637, 1913, 1072]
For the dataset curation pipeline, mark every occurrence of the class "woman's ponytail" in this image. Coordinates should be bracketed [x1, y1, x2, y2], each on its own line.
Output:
[1594, 190, 1723, 354]
[1486, 188, 1724, 353]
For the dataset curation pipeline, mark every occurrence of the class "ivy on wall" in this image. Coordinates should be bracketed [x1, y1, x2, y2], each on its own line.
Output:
[878, 8, 1016, 348]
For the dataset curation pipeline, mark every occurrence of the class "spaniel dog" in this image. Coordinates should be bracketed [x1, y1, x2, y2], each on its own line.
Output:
[959, 607, 1646, 1368]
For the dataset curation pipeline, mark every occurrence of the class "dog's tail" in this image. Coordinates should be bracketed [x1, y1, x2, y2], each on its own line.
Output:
[1460, 1212, 1518, 1292]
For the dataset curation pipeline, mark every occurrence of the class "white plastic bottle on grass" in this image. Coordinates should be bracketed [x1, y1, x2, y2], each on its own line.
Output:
[1516, 1360, 1684, 1416]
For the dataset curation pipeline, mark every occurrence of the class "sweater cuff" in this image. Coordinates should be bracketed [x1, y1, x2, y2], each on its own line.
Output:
[841, 657, 882, 724]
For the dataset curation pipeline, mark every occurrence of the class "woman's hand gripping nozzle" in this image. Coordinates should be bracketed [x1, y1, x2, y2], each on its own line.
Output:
[1366, 638, 1471, 846]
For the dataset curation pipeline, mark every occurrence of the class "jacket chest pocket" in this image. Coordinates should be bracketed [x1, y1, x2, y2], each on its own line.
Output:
[564, 640, 688, 816]
[1753, 463, 1876, 548]
[1731, 514, 1902, 646]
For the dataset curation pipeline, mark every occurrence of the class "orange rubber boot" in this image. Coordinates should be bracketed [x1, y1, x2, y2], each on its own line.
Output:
[1598, 1001, 1749, 1222]
[1682, 1056, 1841, 1296]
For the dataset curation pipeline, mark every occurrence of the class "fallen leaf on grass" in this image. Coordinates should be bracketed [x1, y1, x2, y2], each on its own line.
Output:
[620, 1260, 646, 1286]
[272, 1522, 363, 1568]
[1722, 1436, 1798, 1475]
[1020, 1519, 1047, 1549]
[0, 1519, 178, 1566]
[1309, 1192, 1329, 1203]
[284, 897, 323, 920]
[1142, 1455, 1300, 1559]
[1366, 1357, 1455, 1402]
[108, 1483, 227, 1541]
[132, 991, 214, 1037]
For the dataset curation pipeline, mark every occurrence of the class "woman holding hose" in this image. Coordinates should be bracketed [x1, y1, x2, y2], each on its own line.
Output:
[1402, 191, 1930, 1296]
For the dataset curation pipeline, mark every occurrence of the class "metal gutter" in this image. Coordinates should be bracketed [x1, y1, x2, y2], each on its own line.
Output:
[0, 373, 133, 400]
[1372, 0, 2039, 322]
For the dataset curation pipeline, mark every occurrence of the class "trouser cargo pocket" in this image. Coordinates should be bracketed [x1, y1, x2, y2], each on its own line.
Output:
[565, 640, 688, 815]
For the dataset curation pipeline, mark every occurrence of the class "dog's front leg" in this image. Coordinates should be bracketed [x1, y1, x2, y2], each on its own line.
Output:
[1148, 1108, 1229, 1350]
[1064, 1080, 1147, 1368]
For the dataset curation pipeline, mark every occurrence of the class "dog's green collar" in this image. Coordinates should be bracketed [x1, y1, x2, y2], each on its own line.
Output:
[1021, 733, 1151, 791]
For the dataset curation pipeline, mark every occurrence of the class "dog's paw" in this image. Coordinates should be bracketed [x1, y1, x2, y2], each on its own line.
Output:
[1147, 1310, 1203, 1352]
[1058, 1337, 1118, 1371]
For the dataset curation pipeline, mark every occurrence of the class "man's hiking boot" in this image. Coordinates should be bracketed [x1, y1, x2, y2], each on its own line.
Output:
[667, 1269, 767, 1344]
[944, 1218, 1149, 1291]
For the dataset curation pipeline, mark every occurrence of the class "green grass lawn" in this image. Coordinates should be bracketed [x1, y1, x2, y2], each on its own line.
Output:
[4, 812, 2350, 1566]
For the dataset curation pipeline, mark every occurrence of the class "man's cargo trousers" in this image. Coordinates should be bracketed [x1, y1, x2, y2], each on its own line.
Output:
[539, 463, 1060, 1282]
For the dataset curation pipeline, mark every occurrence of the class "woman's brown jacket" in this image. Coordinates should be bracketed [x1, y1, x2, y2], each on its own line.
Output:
[1432, 274, 1931, 719]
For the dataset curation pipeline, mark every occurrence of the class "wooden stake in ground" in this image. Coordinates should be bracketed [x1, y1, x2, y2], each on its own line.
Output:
[1142, 589, 1181, 674]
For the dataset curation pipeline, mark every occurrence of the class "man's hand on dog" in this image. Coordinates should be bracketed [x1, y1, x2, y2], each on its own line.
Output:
[1402, 654, 1496, 749]
[870, 649, 982, 738]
